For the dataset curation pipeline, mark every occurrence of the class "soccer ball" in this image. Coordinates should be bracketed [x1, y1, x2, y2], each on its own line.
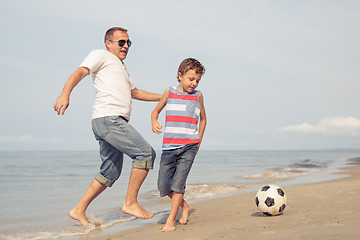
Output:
[255, 184, 287, 216]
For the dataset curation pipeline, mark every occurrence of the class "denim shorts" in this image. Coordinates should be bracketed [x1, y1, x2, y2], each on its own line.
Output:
[92, 116, 156, 187]
[158, 144, 198, 197]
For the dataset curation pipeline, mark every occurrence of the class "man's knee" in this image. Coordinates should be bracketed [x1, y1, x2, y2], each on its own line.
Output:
[95, 173, 116, 187]
[132, 147, 156, 169]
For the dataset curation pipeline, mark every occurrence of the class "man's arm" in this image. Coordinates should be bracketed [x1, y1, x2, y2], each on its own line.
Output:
[53, 67, 90, 115]
[131, 88, 161, 102]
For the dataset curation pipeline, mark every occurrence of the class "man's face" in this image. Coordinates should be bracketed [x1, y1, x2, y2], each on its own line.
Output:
[106, 30, 131, 61]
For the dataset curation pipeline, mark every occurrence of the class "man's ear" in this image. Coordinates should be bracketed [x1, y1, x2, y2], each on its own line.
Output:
[105, 40, 111, 49]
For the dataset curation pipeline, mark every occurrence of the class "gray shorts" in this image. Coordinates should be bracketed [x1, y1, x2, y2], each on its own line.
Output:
[157, 144, 198, 197]
[92, 116, 156, 187]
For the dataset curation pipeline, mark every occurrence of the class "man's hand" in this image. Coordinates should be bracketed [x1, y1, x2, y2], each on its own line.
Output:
[53, 95, 69, 115]
[53, 67, 90, 116]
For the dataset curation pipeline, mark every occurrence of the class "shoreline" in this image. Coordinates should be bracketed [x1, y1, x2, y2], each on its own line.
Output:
[85, 161, 360, 240]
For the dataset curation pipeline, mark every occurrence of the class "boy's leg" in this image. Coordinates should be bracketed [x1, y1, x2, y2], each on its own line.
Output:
[69, 179, 107, 225]
[164, 144, 197, 228]
[162, 192, 184, 232]
[179, 198, 191, 225]
[122, 168, 153, 219]
[167, 192, 192, 225]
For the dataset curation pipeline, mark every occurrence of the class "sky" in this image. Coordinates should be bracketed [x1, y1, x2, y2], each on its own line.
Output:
[0, 0, 359, 151]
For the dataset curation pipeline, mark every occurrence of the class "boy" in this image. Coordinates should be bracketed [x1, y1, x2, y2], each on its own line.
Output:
[151, 58, 207, 231]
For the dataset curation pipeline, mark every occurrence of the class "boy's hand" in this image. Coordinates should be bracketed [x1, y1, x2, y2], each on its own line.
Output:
[152, 121, 163, 134]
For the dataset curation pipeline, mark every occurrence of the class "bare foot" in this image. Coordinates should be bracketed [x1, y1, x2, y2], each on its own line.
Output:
[122, 203, 154, 219]
[162, 220, 176, 232]
[179, 205, 191, 225]
[69, 208, 91, 226]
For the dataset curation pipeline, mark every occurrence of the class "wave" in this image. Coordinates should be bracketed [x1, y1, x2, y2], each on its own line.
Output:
[0, 227, 96, 240]
[288, 159, 327, 169]
[184, 184, 247, 199]
[243, 159, 324, 180]
[347, 157, 360, 165]
[0, 183, 248, 240]
[0, 215, 138, 240]
[141, 183, 248, 202]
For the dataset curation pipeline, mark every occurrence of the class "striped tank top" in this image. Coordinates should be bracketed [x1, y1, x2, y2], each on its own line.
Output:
[162, 86, 201, 150]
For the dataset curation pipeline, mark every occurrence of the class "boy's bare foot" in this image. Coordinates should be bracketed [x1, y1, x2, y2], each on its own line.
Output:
[69, 208, 91, 225]
[179, 205, 191, 225]
[122, 203, 154, 219]
[162, 220, 176, 232]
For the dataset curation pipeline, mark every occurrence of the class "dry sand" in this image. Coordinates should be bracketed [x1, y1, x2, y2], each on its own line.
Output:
[89, 163, 360, 240]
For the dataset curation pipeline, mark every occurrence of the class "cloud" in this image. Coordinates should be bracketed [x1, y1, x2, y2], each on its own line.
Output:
[0, 134, 34, 143]
[0, 134, 98, 151]
[281, 116, 360, 136]
[0, 135, 66, 144]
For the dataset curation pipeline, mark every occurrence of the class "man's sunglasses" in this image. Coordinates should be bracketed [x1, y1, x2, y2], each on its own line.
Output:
[109, 39, 132, 47]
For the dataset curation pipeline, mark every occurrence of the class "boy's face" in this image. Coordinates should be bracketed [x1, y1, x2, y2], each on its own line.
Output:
[178, 69, 202, 93]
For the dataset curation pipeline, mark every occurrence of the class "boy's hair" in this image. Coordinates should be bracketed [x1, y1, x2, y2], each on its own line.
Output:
[177, 58, 205, 81]
[104, 27, 128, 44]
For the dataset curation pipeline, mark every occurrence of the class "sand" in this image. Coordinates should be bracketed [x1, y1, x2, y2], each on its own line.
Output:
[89, 162, 360, 240]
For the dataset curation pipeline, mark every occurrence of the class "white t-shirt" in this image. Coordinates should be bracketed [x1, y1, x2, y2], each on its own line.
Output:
[80, 49, 136, 120]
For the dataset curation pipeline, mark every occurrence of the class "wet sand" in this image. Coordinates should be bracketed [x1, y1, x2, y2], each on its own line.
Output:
[89, 161, 360, 240]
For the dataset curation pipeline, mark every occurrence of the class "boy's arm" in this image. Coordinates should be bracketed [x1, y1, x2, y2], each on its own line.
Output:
[131, 88, 161, 102]
[53, 67, 90, 115]
[198, 91, 207, 150]
[151, 88, 169, 134]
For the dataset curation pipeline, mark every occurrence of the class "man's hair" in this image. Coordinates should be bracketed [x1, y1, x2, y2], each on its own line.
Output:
[177, 58, 205, 81]
[104, 27, 128, 43]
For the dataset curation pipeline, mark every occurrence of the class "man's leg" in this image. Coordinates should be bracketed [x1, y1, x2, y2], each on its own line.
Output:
[99, 116, 155, 219]
[122, 168, 154, 219]
[71, 117, 122, 226]
[69, 179, 107, 225]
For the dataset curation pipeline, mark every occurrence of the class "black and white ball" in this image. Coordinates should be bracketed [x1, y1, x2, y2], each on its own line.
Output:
[255, 184, 287, 216]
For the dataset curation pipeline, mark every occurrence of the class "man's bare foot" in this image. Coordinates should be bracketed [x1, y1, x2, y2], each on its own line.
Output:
[69, 208, 91, 226]
[179, 205, 191, 225]
[122, 203, 154, 219]
[162, 220, 176, 232]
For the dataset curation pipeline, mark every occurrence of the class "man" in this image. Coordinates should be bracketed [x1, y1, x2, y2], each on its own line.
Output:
[53, 27, 161, 225]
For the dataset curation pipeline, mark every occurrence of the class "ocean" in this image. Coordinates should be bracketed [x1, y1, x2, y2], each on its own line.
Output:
[1, 149, 360, 240]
